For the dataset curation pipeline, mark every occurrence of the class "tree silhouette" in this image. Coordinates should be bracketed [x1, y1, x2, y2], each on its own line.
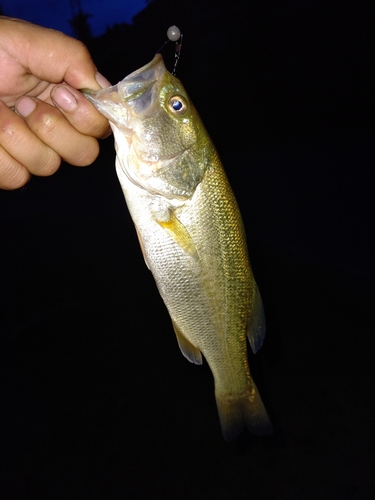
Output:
[69, 0, 92, 42]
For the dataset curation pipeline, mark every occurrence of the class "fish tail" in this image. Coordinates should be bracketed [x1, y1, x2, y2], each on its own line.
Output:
[215, 383, 273, 442]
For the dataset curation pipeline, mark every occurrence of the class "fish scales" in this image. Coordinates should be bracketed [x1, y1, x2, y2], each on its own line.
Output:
[83, 54, 272, 441]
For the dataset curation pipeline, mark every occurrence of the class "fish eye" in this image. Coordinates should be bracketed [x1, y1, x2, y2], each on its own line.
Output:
[168, 95, 188, 115]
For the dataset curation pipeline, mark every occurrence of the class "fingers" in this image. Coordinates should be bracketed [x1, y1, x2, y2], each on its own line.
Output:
[15, 95, 102, 167]
[50, 84, 111, 139]
[0, 88, 111, 189]
[0, 99, 60, 189]
[1, 17, 102, 91]
[0, 18, 113, 190]
[0, 147, 31, 190]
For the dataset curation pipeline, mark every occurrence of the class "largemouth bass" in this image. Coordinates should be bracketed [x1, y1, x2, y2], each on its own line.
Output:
[84, 54, 272, 440]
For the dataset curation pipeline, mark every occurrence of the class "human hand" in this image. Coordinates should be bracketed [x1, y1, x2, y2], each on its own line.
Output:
[0, 16, 111, 189]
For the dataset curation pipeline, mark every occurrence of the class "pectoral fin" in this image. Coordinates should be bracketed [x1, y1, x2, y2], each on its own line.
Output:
[156, 210, 198, 260]
[247, 285, 266, 354]
[172, 320, 202, 365]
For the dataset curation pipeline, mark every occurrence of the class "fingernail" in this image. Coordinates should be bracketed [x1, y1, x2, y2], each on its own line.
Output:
[52, 86, 78, 112]
[95, 71, 111, 88]
[15, 97, 36, 118]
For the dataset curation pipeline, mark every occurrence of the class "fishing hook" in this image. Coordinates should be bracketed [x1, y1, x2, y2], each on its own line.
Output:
[156, 25, 183, 76]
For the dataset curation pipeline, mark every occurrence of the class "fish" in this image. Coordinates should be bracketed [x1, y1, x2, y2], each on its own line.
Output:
[83, 54, 272, 441]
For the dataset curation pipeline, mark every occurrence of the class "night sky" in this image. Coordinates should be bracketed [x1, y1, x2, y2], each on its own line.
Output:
[0, 0, 147, 36]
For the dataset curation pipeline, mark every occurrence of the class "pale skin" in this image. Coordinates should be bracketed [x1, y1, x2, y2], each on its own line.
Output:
[0, 16, 112, 189]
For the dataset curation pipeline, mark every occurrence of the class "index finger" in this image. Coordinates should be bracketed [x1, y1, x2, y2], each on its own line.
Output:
[1, 17, 102, 91]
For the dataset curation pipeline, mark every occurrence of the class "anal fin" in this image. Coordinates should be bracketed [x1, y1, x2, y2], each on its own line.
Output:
[172, 320, 202, 365]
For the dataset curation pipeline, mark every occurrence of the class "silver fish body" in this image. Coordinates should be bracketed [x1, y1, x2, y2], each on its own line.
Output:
[84, 54, 272, 440]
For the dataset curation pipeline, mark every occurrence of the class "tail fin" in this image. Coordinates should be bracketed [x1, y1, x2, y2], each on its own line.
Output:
[215, 383, 273, 441]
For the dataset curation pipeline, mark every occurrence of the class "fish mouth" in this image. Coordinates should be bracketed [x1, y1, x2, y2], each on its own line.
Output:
[82, 54, 166, 130]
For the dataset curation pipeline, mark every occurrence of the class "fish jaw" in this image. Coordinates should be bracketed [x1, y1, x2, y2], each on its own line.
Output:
[83, 54, 206, 200]
[82, 54, 167, 132]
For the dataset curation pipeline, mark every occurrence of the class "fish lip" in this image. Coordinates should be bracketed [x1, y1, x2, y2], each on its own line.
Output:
[119, 53, 165, 101]
[82, 86, 131, 130]
[81, 54, 166, 128]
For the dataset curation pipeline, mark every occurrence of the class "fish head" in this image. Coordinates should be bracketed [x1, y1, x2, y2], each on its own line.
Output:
[83, 54, 210, 200]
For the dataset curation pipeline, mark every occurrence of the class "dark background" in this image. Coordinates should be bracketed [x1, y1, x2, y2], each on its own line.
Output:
[1, 1, 374, 498]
